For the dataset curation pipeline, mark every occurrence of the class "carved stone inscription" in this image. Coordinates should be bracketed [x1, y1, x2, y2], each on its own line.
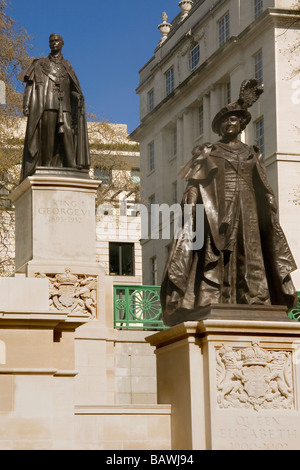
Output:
[37, 199, 92, 224]
[217, 415, 297, 450]
[36, 268, 97, 319]
[216, 341, 294, 411]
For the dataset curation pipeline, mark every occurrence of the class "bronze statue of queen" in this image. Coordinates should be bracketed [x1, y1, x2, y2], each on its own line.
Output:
[160, 79, 297, 326]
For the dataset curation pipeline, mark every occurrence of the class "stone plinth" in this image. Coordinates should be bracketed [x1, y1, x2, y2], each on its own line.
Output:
[10, 171, 106, 326]
[147, 305, 300, 450]
[10, 170, 100, 273]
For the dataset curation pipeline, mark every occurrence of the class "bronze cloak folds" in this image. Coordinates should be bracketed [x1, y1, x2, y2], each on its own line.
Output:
[19, 56, 90, 181]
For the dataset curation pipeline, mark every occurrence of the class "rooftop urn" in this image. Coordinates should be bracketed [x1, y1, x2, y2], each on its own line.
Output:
[179, 0, 194, 21]
[158, 12, 172, 43]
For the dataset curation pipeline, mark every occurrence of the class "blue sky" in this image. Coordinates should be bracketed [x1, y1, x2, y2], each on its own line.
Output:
[8, 0, 181, 134]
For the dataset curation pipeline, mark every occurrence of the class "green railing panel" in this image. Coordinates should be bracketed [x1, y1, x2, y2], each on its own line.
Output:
[115, 288, 300, 329]
[288, 292, 300, 321]
[114, 285, 167, 330]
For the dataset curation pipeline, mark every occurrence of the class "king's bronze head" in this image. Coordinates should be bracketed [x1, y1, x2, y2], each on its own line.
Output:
[49, 34, 64, 54]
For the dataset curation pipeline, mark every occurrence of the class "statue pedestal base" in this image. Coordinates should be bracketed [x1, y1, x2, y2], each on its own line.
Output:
[162, 303, 293, 326]
[147, 306, 300, 450]
[11, 171, 100, 272]
[10, 171, 106, 323]
[0, 170, 104, 448]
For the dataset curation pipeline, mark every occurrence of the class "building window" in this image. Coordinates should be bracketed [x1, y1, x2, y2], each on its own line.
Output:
[198, 104, 204, 136]
[218, 13, 230, 47]
[94, 168, 111, 185]
[165, 67, 174, 96]
[147, 89, 154, 112]
[171, 127, 177, 157]
[254, 51, 263, 86]
[148, 141, 155, 171]
[126, 200, 140, 217]
[255, 118, 264, 157]
[189, 43, 200, 72]
[254, 0, 263, 18]
[109, 242, 135, 276]
[151, 257, 158, 285]
[131, 168, 140, 184]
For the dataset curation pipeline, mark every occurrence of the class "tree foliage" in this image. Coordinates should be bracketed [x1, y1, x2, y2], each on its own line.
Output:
[88, 119, 140, 207]
[0, 0, 32, 187]
[0, 0, 33, 113]
[285, 1, 300, 78]
[0, 0, 32, 274]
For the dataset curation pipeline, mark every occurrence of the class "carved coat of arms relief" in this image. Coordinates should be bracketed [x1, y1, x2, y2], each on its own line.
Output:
[36, 268, 97, 319]
[216, 341, 294, 411]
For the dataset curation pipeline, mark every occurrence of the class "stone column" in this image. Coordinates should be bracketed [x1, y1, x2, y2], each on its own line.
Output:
[147, 305, 300, 450]
[209, 85, 221, 142]
[202, 93, 211, 142]
[183, 108, 194, 159]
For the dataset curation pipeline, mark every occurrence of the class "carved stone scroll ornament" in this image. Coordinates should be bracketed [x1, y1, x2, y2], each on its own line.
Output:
[35, 268, 97, 319]
[216, 341, 294, 411]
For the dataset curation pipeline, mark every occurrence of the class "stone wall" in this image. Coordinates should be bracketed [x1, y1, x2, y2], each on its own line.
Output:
[73, 322, 171, 450]
[74, 404, 171, 450]
[74, 323, 158, 406]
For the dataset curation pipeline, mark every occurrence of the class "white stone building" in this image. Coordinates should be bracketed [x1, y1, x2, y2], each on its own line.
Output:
[131, 0, 300, 291]
[88, 122, 143, 287]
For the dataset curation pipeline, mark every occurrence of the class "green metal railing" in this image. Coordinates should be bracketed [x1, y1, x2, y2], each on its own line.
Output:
[288, 292, 300, 322]
[114, 288, 300, 330]
[114, 285, 167, 330]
